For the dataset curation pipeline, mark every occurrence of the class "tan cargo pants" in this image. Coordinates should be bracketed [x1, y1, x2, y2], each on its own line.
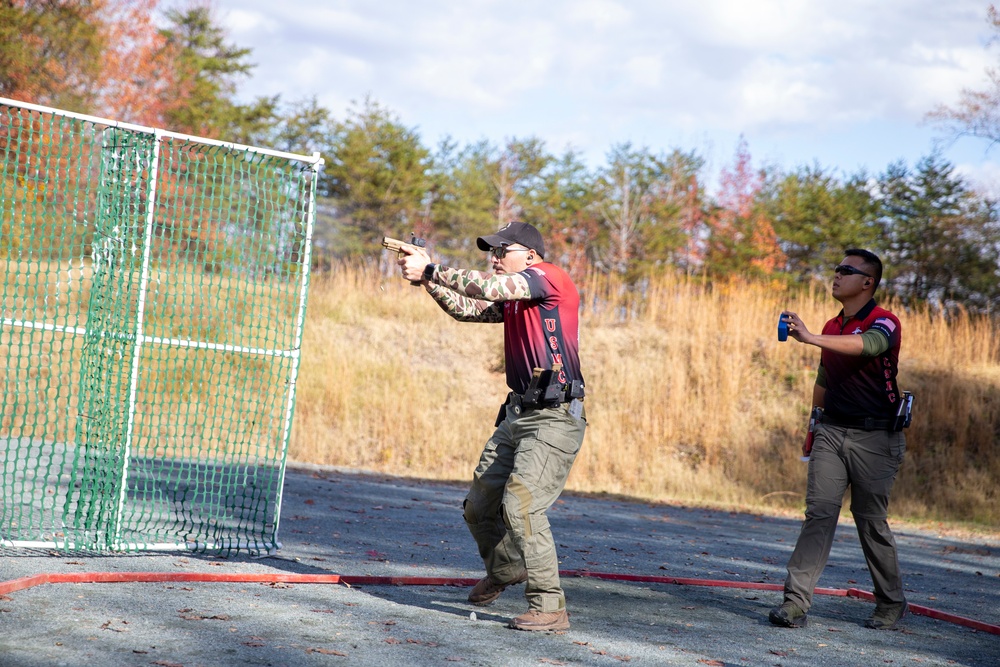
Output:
[783, 423, 907, 611]
[463, 394, 587, 613]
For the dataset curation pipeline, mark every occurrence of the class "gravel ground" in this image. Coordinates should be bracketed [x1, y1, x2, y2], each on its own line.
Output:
[1, 462, 998, 667]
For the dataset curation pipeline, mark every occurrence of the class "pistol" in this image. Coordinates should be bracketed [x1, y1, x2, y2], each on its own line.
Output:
[382, 234, 427, 286]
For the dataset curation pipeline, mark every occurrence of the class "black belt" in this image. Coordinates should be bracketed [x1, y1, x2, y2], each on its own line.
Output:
[509, 391, 571, 410]
[498, 392, 570, 425]
[818, 414, 893, 431]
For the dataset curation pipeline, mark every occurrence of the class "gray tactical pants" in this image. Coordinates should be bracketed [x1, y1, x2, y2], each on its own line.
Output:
[783, 423, 907, 611]
[463, 395, 587, 613]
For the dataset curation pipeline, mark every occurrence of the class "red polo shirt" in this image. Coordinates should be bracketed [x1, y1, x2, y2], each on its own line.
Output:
[820, 299, 902, 420]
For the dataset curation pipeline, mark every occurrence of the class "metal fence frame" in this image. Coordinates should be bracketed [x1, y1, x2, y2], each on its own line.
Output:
[0, 96, 323, 554]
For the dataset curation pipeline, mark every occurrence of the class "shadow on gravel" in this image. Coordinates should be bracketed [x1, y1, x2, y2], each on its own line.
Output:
[348, 575, 1000, 667]
[1, 466, 997, 667]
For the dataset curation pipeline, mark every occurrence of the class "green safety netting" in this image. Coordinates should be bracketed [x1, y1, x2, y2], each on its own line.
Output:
[0, 98, 321, 554]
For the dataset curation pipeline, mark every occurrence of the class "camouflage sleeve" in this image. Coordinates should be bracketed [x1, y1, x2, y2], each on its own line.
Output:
[425, 283, 504, 323]
[429, 265, 532, 302]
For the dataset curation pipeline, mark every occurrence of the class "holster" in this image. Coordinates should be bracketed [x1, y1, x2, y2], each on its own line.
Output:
[891, 391, 914, 432]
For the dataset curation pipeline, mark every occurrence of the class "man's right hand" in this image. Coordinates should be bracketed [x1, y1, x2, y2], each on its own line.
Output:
[398, 243, 431, 283]
[781, 310, 813, 343]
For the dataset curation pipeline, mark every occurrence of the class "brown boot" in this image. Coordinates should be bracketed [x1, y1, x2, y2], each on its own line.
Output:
[467, 571, 528, 606]
[508, 608, 570, 632]
[865, 601, 908, 630]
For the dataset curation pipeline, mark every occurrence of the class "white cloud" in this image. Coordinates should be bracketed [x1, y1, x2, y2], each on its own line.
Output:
[565, 0, 632, 27]
[956, 159, 1000, 198]
[622, 55, 664, 89]
[211, 0, 999, 173]
[897, 45, 995, 114]
[220, 8, 276, 35]
[735, 59, 831, 126]
[674, 0, 830, 52]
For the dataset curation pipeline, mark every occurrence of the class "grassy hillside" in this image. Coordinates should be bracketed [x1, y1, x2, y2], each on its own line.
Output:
[292, 265, 1000, 530]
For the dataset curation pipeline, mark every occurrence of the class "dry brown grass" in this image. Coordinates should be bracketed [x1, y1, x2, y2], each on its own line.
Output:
[291, 266, 1000, 530]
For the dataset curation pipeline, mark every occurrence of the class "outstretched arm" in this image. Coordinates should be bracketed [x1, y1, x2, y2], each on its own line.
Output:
[398, 245, 534, 301]
[430, 265, 532, 301]
[781, 311, 891, 357]
[425, 283, 504, 323]
[396, 245, 525, 322]
[782, 311, 863, 355]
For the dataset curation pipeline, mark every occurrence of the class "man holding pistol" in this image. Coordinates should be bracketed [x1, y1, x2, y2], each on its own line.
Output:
[771, 248, 909, 631]
[396, 222, 587, 632]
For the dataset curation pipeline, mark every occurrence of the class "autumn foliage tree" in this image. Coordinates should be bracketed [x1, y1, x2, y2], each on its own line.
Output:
[93, 0, 177, 125]
[0, 0, 278, 138]
[0, 0, 178, 124]
[705, 138, 785, 278]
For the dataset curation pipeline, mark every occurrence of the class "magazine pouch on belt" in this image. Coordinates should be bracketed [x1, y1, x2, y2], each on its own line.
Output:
[892, 391, 914, 432]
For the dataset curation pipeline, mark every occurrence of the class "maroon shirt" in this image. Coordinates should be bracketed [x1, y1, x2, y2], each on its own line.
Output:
[820, 299, 902, 420]
[502, 262, 584, 395]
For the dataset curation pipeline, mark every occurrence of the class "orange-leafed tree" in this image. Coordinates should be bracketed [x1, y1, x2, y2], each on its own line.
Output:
[94, 0, 178, 126]
[1, 0, 271, 137]
[704, 137, 785, 277]
[0, 0, 177, 125]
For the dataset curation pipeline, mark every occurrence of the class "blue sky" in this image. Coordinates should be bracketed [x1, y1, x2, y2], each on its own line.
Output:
[213, 0, 1000, 194]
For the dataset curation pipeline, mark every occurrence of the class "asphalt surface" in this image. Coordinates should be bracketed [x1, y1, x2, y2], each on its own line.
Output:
[1, 462, 998, 667]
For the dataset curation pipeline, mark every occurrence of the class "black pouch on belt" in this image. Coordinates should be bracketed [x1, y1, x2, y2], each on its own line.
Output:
[495, 403, 507, 427]
[522, 365, 563, 407]
[891, 391, 914, 432]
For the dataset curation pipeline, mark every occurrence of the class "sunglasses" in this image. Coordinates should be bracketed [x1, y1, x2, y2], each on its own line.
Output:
[490, 246, 530, 260]
[834, 264, 872, 277]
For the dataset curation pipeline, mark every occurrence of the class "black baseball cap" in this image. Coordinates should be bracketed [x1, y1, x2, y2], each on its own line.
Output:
[476, 222, 545, 258]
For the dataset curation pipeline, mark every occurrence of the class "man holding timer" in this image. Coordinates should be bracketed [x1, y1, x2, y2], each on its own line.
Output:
[771, 248, 910, 631]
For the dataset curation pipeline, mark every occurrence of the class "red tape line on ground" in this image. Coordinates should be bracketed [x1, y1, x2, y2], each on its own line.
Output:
[842, 587, 1000, 636]
[1, 570, 996, 636]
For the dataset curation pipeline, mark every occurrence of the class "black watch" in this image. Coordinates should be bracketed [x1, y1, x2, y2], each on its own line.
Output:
[423, 263, 436, 282]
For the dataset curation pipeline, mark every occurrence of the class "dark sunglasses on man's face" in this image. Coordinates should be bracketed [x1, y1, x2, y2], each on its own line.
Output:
[490, 246, 529, 260]
[834, 264, 872, 277]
